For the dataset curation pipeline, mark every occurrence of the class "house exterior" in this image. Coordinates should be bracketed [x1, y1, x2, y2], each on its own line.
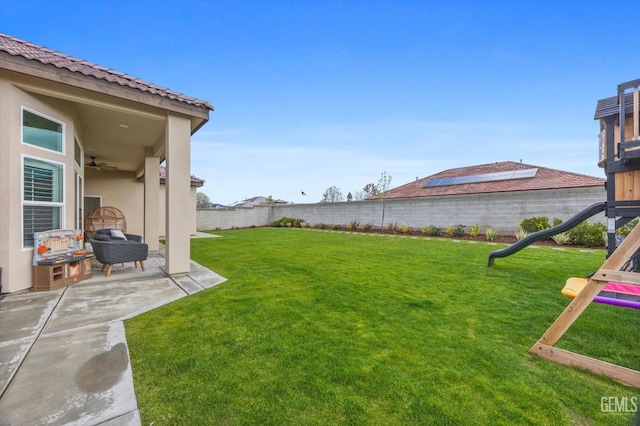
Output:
[377, 161, 605, 199]
[0, 33, 213, 293]
[227, 196, 289, 208]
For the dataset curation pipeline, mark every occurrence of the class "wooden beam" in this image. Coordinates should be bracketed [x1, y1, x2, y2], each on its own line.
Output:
[535, 279, 608, 346]
[591, 269, 640, 285]
[530, 344, 640, 389]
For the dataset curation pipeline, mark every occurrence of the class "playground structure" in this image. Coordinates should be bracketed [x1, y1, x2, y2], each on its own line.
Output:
[489, 79, 640, 388]
[529, 221, 640, 388]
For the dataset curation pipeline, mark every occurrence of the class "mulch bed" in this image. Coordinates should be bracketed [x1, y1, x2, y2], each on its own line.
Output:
[312, 226, 604, 250]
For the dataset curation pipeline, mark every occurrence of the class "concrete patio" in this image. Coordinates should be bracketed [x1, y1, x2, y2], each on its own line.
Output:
[0, 234, 226, 425]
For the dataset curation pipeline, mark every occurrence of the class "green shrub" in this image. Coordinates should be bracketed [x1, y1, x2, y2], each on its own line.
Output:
[514, 228, 530, 241]
[519, 216, 550, 233]
[485, 228, 498, 241]
[569, 221, 606, 247]
[469, 224, 481, 238]
[319, 223, 327, 230]
[385, 222, 399, 233]
[444, 226, 453, 237]
[616, 219, 638, 236]
[452, 224, 465, 237]
[271, 217, 303, 228]
[332, 224, 340, 230]
[552, 218, 563, 227]
[429, 226, 442, 237]
[399, 225, 411, 234]
[551, 232, 571, 246]
[421, 225, 431, 235]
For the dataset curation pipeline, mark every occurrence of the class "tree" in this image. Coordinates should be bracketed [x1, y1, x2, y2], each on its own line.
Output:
[322, 186, 344, 202]
[376, 171, 392, 228]
[353, 190, 366, 201]
[362, 183, 379, 199]
[196, 191, 211, 208]
[266, 195, 275, 224]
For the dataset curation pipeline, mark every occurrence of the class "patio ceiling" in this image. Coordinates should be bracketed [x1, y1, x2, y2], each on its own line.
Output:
[77, 102, 166, 173]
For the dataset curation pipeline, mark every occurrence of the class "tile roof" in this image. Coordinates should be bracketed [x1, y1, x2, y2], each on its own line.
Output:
[159, 165, 205, 187]
[375, 161, 605, 199]
[0, 33, 213, 110]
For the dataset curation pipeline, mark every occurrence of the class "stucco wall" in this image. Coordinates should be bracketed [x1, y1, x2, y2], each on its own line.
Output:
[197, 186, 606, 233]
[84, 169, 146, 236]
[85, 168, 198, 238]
[0, 74, 83, 293]
[0, 70, 198, 292]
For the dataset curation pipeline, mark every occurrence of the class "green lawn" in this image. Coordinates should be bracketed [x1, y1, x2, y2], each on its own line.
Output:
[125, 228, 639, 425]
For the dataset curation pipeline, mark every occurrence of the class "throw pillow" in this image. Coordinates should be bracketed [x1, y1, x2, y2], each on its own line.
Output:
[110, 229, 128, 240]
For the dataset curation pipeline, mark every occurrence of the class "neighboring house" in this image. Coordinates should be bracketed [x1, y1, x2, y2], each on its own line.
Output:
[357, 161, 607, 231]
[376, 161, 605, 199]
[228, 196, 289, 208]
[0, 33, 213, 293]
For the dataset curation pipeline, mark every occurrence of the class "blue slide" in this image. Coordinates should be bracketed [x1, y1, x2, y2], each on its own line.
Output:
[486, 202, 606, 266]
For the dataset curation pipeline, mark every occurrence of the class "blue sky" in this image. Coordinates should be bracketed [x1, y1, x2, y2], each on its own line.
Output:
[2, 0, 639, 205]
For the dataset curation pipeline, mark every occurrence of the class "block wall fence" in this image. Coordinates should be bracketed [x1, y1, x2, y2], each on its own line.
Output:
[197, 187, 606, 233]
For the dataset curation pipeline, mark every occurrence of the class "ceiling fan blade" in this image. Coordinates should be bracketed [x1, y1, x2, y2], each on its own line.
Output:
[98, 164, 118, 171]
[85, 157, 117, 171]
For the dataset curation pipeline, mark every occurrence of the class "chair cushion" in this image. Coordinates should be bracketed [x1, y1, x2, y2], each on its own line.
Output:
[110, 229, 128, 240]
[93, 234, 112, 241]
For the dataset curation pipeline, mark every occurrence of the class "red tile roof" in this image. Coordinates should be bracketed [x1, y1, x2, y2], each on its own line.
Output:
[374, 161, 605, 199]
[159, 165, 205, 187]
[0, 33, 213, 110]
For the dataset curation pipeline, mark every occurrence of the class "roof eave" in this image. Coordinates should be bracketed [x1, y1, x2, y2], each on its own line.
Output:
[0, 50, 213, 120]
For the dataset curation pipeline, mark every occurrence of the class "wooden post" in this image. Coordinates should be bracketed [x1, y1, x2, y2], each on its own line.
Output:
[634, 85, 639, 140]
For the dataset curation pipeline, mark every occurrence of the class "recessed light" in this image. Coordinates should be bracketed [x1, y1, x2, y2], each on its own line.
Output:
[119, 124, 129, 128]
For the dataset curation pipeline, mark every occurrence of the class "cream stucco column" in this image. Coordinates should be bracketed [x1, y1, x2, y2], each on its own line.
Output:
[164, 113, 191, 275]
[144, 153, 160, 252]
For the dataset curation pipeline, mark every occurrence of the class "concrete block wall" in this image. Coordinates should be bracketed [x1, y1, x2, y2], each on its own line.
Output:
[197, 206, 270, 230]
[197, 187, 606, 233]
[273, 187, 606, 233]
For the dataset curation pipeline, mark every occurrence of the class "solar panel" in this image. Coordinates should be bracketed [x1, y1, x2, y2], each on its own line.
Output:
[424, 168, 538, 188]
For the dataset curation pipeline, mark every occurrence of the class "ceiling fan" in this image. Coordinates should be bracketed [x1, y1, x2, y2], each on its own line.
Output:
[85, 156, 118, 171]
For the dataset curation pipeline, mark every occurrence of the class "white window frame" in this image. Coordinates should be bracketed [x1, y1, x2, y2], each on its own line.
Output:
[21, 107, 66, 155]
[22, 154, 66, 249]
[74, 135, 84, 230]
[74, 136, 83, 169]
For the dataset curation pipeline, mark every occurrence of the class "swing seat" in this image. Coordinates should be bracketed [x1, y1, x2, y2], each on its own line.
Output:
[562, 277, 640, 309]
[562, 277, 588, 298]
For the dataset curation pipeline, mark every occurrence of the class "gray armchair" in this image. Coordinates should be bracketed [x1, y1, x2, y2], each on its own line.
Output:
[90, 229, 149, 277]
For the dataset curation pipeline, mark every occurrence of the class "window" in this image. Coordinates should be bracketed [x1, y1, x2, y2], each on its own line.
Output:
[74, 137, 82, 167]
[23, 157, 64, 247]
[22, 108, 64, 153]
